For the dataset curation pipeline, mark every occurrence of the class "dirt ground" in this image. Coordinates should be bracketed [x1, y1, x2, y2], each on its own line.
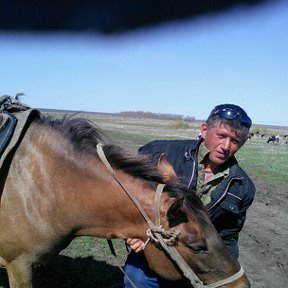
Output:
[238, 176, 288, 287]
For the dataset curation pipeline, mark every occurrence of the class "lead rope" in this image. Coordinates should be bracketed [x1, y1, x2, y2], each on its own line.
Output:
[96, 143, 244, 288]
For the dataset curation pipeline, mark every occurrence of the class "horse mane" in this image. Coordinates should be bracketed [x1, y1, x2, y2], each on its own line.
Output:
[37, 114, 209, 220]
[37, 114, 105, 152]
[37, 114, 162, 182]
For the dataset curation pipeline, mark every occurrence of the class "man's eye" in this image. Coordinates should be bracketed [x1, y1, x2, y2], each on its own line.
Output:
[232, 139, 241, 145]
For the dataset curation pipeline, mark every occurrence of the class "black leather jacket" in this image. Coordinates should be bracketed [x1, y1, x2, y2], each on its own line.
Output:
[138, 139, 256, 259]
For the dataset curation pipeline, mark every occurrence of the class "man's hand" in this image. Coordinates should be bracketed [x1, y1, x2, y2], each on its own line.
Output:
[126, 238, 145, 252]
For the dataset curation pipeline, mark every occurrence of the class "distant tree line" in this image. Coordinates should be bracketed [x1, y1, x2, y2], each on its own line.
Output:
[38, 108, 197, 122]
[115, 111, 196, 122]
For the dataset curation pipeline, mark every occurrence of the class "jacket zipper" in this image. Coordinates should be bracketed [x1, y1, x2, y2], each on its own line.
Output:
[185, 149, 196, 188]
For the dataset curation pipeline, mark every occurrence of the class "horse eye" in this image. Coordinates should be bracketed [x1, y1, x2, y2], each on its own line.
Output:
[187, 243, 207, 253]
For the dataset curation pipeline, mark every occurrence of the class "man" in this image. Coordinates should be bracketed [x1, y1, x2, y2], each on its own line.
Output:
[124, 104, 256, 288]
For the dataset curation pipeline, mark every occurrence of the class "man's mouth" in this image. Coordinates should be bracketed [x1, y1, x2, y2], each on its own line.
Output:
[215, 151, 228, 159]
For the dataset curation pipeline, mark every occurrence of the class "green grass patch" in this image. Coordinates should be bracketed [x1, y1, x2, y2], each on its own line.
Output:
[237, 140, 288, 185]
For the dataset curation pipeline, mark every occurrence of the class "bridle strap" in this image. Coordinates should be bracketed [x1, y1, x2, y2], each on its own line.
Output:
[204, 266, 245, 288]
[96, 143, 155, 227]
[154, 183, 165, 227]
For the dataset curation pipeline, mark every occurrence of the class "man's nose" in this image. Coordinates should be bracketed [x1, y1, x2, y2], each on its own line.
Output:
[222, 139, 231, 150]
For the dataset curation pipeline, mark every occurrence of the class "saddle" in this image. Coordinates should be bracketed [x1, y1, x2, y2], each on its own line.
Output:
[0, 112, 17, 157]
[0, 95, 40, 165]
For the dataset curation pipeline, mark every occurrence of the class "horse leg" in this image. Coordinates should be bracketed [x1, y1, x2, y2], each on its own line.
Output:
[6, 256, 33, 288]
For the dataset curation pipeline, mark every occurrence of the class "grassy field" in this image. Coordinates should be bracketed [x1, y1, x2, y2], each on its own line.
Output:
[2, 110, 287, 287]
[237, 137, 288, 186]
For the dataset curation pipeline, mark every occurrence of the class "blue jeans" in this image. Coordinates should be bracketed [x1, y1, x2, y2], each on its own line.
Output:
[124, 251, 188, 288]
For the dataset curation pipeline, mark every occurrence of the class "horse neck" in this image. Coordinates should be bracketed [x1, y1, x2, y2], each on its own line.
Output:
[74, 169, 157, 240]
[17, 124, 160, 243]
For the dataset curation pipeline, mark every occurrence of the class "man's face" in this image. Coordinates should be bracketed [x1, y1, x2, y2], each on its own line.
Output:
[200, 122, 245, 167]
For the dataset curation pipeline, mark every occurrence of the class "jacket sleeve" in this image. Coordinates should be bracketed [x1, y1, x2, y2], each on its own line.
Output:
[138, 140, 167, 164]
[138, 140, 197, 187]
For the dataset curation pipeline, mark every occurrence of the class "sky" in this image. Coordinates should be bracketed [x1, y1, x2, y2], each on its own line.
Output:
[1, 1, 287, 127]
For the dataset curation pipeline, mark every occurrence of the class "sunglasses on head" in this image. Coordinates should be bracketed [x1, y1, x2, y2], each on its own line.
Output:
[209, 108, 252, 128]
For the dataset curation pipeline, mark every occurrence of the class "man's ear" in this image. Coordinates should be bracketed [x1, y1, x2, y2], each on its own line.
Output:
[200, 122, 208, 139]
[157, 153, 177, 183]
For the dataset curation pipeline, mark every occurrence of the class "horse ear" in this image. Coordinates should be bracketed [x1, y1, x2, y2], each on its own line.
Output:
[157, 153, 177, 183]
[167, 197, 188, 226]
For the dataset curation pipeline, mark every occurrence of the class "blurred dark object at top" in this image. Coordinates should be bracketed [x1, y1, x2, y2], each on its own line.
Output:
[0, 0, 274, 34]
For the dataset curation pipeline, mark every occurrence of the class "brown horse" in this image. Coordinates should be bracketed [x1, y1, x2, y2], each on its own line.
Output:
[0, 115, 250, 288]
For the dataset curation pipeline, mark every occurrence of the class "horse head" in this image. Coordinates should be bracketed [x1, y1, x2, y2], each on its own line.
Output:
[143, 154, 250, 288]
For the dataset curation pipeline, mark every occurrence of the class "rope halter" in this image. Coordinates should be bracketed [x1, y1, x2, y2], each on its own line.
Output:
[147, 225, 180, 247]
[96, 143, 246, 288]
